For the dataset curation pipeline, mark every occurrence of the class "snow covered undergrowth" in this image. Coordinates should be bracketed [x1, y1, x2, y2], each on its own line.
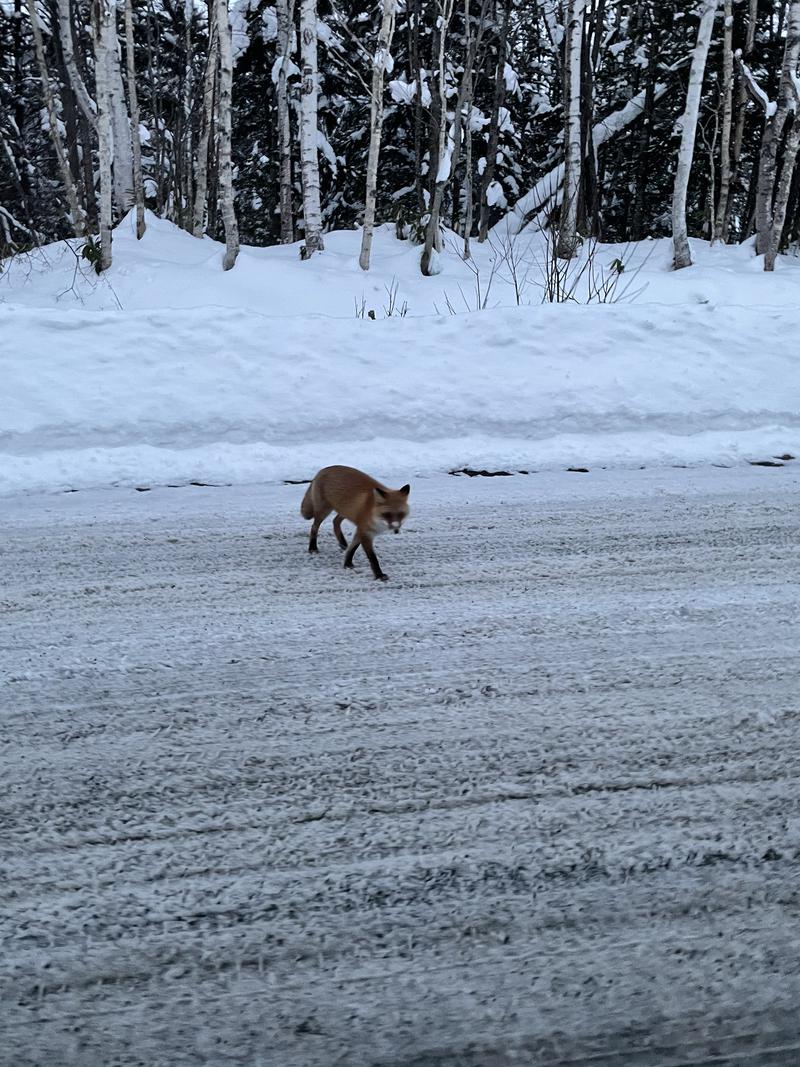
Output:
[2, 212, 800, 495]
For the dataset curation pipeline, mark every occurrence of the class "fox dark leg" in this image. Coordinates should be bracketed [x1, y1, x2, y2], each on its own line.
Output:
[361, 534, 387, 581]
[332, 514, 348, 550]
[309, 507, 332, 554]
[344, 533, 362, 568]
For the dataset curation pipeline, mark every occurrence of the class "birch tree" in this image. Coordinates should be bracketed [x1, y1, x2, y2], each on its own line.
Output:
[556, 0, 586, 259]
[123, 0, 145, 238]
[478, 0, 510, 242]
[275, 0, 295, 244]
[299, 0, 324, 257]
[215, 0, 239, 269]
[765, 115, 800, 269]
[55, 0, 96, 129]
[755, 0, 800, 259]
[92, 0, 114, 267]
[192, 4, 218, 238]
[672, 0, 719, 271]
[422, 0, 492, 277]
[26, 0, 86, 236]
[459, 0, 481, 257]
[181, 0, 195, 227]
[421, 0, 471, 275]
[107, 12, 134, 214]
[726, 0, 757, 241]
[359, 0, 398, 270]
[712, 0, 733, 241]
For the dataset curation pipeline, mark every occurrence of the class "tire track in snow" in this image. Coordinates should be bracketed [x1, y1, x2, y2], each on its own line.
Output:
[2, 470, 800, 1066]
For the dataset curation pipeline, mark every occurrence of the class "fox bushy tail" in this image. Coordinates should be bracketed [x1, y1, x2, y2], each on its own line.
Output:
[300, 483, 315, 519]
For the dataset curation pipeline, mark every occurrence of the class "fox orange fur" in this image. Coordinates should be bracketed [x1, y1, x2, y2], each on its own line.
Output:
[301, 465, 411, 580]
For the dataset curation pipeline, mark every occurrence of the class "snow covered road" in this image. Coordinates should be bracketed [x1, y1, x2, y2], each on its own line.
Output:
[3, 466, 800, 1066]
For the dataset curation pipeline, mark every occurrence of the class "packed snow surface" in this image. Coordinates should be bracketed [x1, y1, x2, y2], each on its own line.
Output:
[2, 467, 800, 1065]
[2, 212, 799, 495]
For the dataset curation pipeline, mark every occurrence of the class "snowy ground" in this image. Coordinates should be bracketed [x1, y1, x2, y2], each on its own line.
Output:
[2, 214, 800, 495]
[3, 466, 800, 1066]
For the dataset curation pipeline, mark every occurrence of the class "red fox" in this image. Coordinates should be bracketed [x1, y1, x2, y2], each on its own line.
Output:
[301, 465, 411, 581]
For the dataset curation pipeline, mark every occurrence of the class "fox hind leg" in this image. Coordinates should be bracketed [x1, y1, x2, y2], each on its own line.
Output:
[332, 515, 348, 550]
[309, 506, 332, 554]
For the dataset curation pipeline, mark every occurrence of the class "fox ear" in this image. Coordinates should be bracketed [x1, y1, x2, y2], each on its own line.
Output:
[400, 484, 410, 496]
[374, 487, 387, 499]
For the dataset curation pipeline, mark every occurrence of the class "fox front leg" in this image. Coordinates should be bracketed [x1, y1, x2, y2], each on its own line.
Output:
[361, 534, 387, 581]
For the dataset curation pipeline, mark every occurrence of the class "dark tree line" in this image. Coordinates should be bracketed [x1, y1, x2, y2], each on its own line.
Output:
[3, 0, 800, 273]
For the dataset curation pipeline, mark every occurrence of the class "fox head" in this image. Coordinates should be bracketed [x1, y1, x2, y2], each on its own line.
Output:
[373, 484, 410, 534]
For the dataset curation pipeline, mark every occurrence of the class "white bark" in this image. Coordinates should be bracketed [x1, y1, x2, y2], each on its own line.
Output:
[107, 8, 134, 214]
[765, 116, 800, 270]
[672, 0, 719, 271]
[27, 0, 86, 236]
[123, 0, 145, 237]
[726, 0, 757, 240]
[359, 0, 398, 271]
[92, 0, 114, 267]
[713, 0, 733, 242]
[461, 0, 479, 257]
[419, 0, 456, 275]
[477, 0, 509, 242]
[192, 5, 218, 238]
[56, 0, 96, 129]
[299, 0, 324, 256]
[556, 0, 586, 259]
[182, 0, 194, 227]
[462, 96, 474, 258]
[755, 0, 800, 257]
[275, 0, 295, 244]
[215, 0, 240, 269]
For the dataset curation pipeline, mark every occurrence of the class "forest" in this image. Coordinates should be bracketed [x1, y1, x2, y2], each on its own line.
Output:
[2, 0, 800, 275]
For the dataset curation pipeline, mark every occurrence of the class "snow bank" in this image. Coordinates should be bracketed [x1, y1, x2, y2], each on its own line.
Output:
[1, 213, 799, 495]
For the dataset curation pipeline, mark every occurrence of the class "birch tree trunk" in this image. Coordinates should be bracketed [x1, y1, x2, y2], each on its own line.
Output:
[478, 0, 509, 242]
[713, 0, 733, 241]
[725, 0, 757, 241]
[359, 0, 398, 270]
[275, 0, 295, 244]
[672, 0, 719, 271]
[107, 10, 134, 215]
[755, 0, 800, 256]
[215, 0, 240, 269]
[409, 0, 425, 214]
[460, 0, 479, 257]
[765, 116, 800, 269]
[182, 0, 194, 227]
[420, 0, 456, 275]
[27, 0, 86, 236]
[123, 0, 145, 237]
[462, 90, 474, 258]
[299, 0, 324, 256]
[556, 0, 586, 259]
[192, 3, 218, 237]
[92, 0, 114, 267]
[422, 0, 478, 276]
[55, 0, 96, 129]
